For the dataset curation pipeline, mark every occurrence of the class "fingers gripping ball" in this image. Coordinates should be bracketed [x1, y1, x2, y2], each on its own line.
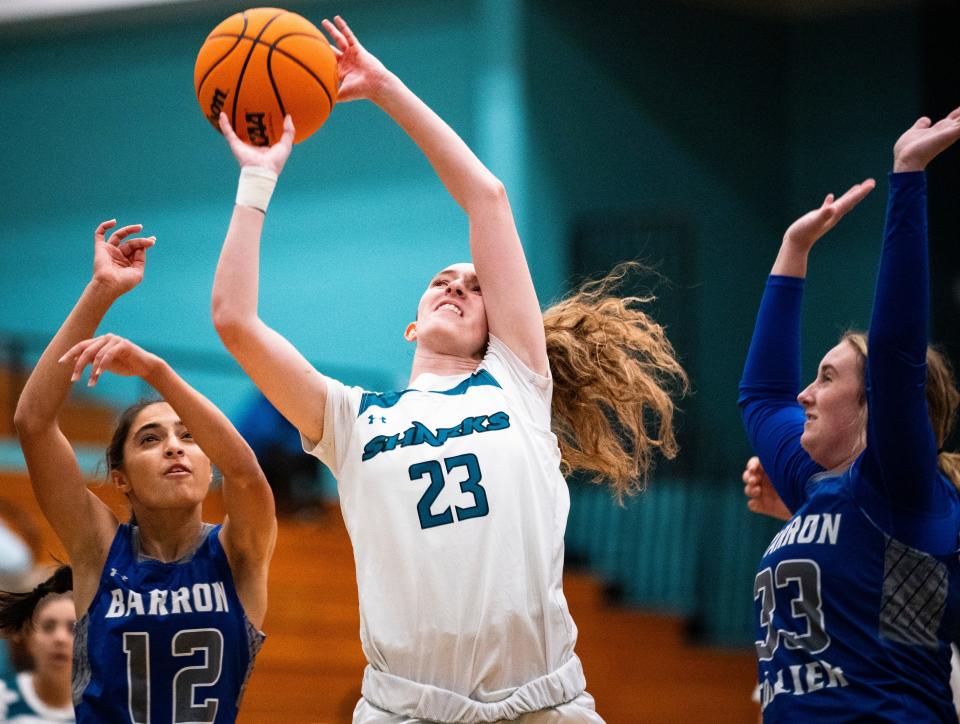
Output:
[194, 7, 338, 145]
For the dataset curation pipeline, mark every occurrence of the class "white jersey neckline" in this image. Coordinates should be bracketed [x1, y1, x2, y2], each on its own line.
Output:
[16, 672, 74, 721]
[408, 369, 479, 391]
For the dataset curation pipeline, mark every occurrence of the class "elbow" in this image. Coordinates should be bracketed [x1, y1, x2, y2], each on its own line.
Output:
[211, 303, 255, 350]
[737, 392, 767, 435]
[13, 400, 47, 439]
[465, 175, 509, 215]
[233, 469, 271, 496]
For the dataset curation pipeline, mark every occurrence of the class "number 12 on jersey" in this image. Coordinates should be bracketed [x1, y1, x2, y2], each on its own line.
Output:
[409, 453, 489, 529]
[123, 628, 223, 723]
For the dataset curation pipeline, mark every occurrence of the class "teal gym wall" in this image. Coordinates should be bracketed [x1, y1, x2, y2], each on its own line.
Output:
[0, 0, 951, 645]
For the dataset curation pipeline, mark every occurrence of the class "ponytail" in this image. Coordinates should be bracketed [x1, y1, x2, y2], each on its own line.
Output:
[842, 332, 960, 491]
[940, 452, 960, 491]
[0, 565, 72, 634]
[926, 347, 960, 491]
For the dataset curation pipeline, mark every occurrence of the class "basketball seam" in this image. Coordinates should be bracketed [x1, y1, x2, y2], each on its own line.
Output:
[231, 10, 286, 134]
[206, 32, 324, 43]
[266, 33, 334, 120]
[266, 42, 287, 119]
[196, 15, 249, 103]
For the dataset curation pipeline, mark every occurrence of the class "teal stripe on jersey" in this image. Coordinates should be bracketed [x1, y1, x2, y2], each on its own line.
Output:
[358, 370, 501, 416]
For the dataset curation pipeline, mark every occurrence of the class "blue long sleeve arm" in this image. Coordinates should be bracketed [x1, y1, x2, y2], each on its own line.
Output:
[739, 275, 823, 512]
[862, 171, 940, 510]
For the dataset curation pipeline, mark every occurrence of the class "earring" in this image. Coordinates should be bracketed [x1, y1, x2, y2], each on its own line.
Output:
[404, 322, 417, 341]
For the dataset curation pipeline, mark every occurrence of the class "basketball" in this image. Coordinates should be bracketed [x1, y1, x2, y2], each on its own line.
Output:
[194, 7, 338, 146]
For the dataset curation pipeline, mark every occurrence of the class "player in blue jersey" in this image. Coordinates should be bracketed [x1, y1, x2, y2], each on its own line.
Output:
[739, 107, 960, 721]
[211, 15, 686, 723]
[744, 456, 960, 720]
[2, 219, 277, 723]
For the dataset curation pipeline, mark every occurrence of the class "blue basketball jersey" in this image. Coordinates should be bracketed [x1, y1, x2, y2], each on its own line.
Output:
[72, 523, 264, 724]
[741, 173, 960, 722]
[755, 466, 960, 722]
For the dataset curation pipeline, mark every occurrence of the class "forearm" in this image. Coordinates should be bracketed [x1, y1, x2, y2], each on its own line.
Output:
[868, 172, 928, 353]
[739, 275, 804, 402]
[739, 276, 819, 508]
[372, 73, 501, 214]
[212, 204, 266, 332]
[143, 361, 260, 481]
[14, 281, 117, 432]
[863, 172, 936, 500]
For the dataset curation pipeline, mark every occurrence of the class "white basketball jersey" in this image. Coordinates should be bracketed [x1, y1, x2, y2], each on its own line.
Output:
[303, 336, 580, 700]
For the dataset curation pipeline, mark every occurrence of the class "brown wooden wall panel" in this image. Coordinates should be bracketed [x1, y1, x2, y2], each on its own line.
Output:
[0, 365, 116, 445]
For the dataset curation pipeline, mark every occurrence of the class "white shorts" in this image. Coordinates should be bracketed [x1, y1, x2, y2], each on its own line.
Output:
[353, 692, 605, 723]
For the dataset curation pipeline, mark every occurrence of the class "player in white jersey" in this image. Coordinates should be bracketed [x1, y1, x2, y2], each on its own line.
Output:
[212, 15, 686, 722]
[0, 592, 74, 723]
[322, 337, 578, 717]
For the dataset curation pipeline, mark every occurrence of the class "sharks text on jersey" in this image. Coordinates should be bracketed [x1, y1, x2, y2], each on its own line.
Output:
[361, 411, 511, 462]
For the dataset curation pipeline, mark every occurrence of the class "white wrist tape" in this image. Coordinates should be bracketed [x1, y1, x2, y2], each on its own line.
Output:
[235, 166, 278, 213]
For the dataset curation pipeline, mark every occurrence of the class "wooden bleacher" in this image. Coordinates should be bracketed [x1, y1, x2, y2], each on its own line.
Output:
[0, 470, 756, 722]
[0, 367, 116, 444]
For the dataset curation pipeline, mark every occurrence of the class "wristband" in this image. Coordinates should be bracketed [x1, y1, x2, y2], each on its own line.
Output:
[235, 166, 278, 213]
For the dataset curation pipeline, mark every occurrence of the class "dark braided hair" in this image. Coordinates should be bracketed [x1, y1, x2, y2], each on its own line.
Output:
[0, 565, 72, 634]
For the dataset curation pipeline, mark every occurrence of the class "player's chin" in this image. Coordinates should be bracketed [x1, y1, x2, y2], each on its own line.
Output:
[48, 652, 72, 668]
[428, 324, 479, 353]
[799, 432, 827, 467]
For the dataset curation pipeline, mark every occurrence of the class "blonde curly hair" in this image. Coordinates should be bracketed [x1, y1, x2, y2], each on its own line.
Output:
[544, 263, 688, 499]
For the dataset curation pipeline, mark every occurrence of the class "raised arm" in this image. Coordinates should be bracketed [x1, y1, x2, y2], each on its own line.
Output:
[212, 114, 330, 444]
[863, 108, 960, 508]
[770, 180, 876, 278]
[60, 335, 276, 620]
[323, 16, 548, 375]
[13, 221, 154, 576]
[739, 181, 874, 509]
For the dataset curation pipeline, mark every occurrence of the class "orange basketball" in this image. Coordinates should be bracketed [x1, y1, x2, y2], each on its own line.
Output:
[194, 7, 338, 146]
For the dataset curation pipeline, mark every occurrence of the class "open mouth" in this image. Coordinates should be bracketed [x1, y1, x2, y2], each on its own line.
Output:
[164, 464, 191, 476]
[436, 303, 462, 317]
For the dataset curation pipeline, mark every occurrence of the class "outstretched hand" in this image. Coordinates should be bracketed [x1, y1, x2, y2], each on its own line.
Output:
[742, 456, 792, 521]
[321, 15, 390, 103]
[92, 219, 155, 296]
[59, 334, 161, 388]
[219, 112, 295, 175]
[893, 106, 960, 172]
[782, 178, 876, 254]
